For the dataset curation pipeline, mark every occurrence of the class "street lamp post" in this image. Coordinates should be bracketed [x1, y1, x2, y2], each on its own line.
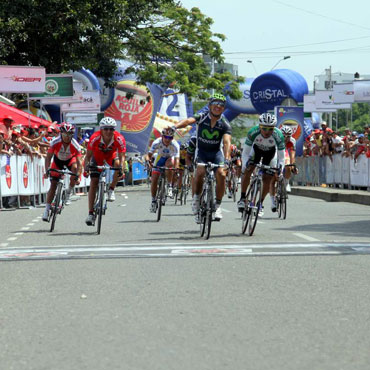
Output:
[247, 60, 258, 76]
[271, 56, 291, 70]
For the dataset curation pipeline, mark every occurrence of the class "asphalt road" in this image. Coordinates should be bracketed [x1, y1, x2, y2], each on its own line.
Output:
[1, 185, 370, 370]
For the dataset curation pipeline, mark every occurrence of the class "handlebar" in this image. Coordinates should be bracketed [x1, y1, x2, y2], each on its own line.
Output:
[47, 168, 78, 177]
[197, 162, 225, 169]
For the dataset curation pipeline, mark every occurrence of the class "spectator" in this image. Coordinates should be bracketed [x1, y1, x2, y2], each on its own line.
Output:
[354, 134, 367, 162]
[322, 128, 334, 161]
[320, 121, 328, 133]
[331, 131, 344, 154]
[0, 115, 14, 140]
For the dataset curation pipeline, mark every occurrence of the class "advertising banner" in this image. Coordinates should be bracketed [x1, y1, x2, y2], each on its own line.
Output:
[315, 90, 351, 110]
[350, 155, 369, 186]
[29, 74, 73, 99]
[60, 90, 101, 112]
[40, 80, 84, 105]
[303, 94, 317, 113]
[104, 80, 163, 154]
[0, 66, 46, 93]
[132, 162, 147, 181]
[0, 155, 18, 196]
[159, 89, 193, 121]
[332, 83, 355, 104]
[354, 80, 370, 102]
[17, 155, 35, 195]
[275, 106, 304, 156]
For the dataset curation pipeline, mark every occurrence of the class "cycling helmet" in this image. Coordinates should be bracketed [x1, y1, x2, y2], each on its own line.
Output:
[99, 116, 117, 128]
[259, 113, 277, 127]
[180, 142, 188, 150]
[209, 93, 226, 104]
[281, 126, 293, 136]
[60, 122, 75, 134]
[162, 127, 175, 137]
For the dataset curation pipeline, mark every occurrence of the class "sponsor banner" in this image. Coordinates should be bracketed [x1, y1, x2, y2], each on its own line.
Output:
[0, 155, 18, 196]
[350, 154, 369, 186]
[29, 74, 73, 99]
[159, 89, 193, 121]
[60, 90, 101, 112]
[17, 155, 35, 195]
[40, 80, 84, 105]
[105, 80, 163, 154]
[275, 106, 304, 156]
[304, 93, 339, 113]
[0, 66, 46, 93]
[354, 80, 370, 102]
[332, 83, 355, 104]
[132, 162, 147, 181]
[65, 113, 98, 125]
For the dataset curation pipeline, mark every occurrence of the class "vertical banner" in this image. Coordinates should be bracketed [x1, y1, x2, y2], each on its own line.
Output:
[17, 155, 35, 195]
[104, 80, 163, 154]
[275, 106, 304, 156]
[132, 162, 147, 181]
[0, 155, 18, 196]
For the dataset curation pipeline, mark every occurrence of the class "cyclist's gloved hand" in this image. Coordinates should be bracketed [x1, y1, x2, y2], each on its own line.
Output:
[43, 170, 50, 180]
[83, 171, 89, 178]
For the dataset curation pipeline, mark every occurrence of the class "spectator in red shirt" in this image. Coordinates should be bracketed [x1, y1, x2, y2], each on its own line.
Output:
[83, 117, 126, 226]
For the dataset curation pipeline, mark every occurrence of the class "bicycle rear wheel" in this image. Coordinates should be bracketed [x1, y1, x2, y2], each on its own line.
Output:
[278, 181, 287, 219]
[157, 176, 164, 222]
[199, 190, 206, 237]
[97, 182, 105, 234]
[50, 183, 62, 232]
[232, 174, 237, 202]
[248, 182, 261, 236]
[183, 172, 189, 205]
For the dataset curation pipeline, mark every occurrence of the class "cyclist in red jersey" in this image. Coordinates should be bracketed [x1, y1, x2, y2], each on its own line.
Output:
[42, 122, 82, 221]
[84, 117, 126, 226]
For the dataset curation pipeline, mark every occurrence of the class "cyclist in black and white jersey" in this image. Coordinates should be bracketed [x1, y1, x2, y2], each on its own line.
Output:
[170, 93, 232, 221]
[238, 113, 285, 215]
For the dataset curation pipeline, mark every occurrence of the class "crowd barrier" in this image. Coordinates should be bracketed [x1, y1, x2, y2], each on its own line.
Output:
[0, 155, 91, 208]
[294, 154, 370, 189]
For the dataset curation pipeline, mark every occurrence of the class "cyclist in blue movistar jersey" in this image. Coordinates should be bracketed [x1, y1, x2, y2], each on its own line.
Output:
[237, 113, 285, 216]
[170, 93, 232, 221]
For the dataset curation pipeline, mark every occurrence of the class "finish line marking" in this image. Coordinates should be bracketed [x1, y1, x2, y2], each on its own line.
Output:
[0, 242, 369, 261]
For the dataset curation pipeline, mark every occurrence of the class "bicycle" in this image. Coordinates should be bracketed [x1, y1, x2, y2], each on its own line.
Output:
[226, 162, 238, 202]
[88, 162, 121, 234]
[241, 163, 279, 236]
[197, 162, 224, 240]
[275, 164, 296, 220]
[181, 165, 193, 206]
[152, 166, 176, 222]
[47, 168, 78, 232]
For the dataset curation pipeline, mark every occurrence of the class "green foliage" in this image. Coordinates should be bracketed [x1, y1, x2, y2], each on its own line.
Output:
[0, 0, 243, 99]
[332, 103, 370, 133]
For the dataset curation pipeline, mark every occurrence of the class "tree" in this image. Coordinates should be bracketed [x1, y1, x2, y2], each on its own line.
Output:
[0, 0, 243, 99]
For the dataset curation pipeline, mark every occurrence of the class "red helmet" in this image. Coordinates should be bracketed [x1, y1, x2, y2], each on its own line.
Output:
[230, 144, 237, 155]
[60, 122, 75, 134]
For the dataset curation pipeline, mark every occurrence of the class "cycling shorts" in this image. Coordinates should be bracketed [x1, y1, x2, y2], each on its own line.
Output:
[89, 157, 118, 178]
[196, 150, 224, 166]
[50, 156, 76, 179]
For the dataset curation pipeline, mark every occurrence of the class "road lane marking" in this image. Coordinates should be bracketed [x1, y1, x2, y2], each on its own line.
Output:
[0, 243, 9, 247]
[21, 227, 30, 230]
[221, 208, 232, 213]
[32, 219, 39, 223]
[7, 237, 17, 241]
[27, 223, 35, 226]
[15, 232, 24, 236]
[294, 233, 320, 242]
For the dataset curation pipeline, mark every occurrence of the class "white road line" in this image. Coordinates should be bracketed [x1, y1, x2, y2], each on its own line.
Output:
[36, 216, 42, 219]
[32, 219, 39, 223]
[27, 223, 35, 226]
[120, 204, 127, 207]
[221, 208, 232, 213]
[294, 233, 320, 242]
[14, 232, 24, 236]
[7, 237, 17, 241]
[21, 227, 30, 231]
[124, 196, 128, 199]
[0, 243, 9, 247]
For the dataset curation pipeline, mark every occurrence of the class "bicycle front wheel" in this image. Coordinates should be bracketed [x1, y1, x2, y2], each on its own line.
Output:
[157, 176, 164, 222]
[248, 181, 261, 236]
[199, 190, 206, 237]
[279, 181, 287, 220]
[204, 181, 214, 240]
[97, 182, 105, 234]
[50, 183, 63, 232]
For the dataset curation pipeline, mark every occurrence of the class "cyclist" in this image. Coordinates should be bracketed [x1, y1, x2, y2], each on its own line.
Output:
[170, 93, 231, 221]
[42, 122, 82, 221]
[226, 144, 242, 198]
[145, 127, 180, 212]
[84, 117, 126, 226]
[269, 125, 298, 211]
[175, 142, 188, 192]
[237, 113, 285, 216]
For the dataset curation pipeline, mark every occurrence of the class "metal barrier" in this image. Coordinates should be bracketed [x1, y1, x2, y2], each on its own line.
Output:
[293, 154, 370, 189]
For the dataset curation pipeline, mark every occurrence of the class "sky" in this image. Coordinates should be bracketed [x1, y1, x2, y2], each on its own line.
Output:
[179, 0, 370, 91]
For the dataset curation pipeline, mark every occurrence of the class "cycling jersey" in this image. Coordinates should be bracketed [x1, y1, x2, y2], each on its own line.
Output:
[48, 136, 82, 161]
[243, 125, 285, 170]
[187, 136, 197, 157]
[87, 130, 126, 165]
[193, 112, 232, 153]
[149, 137, 179, 166]
[285, 137, 296, 151]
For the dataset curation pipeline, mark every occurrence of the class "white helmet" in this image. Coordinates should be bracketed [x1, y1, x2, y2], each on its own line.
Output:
[281, 125, 293, 136]
[99, 116, 117, 128]
[259, 113, 277, 127]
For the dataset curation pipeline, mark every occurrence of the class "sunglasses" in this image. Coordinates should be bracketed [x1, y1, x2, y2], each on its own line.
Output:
[210, 101, 226, 107]
[102, 127, 115, 131]
[62, 132, 73, 136]
[163, 135, 173, 140]
[260, 126, 274, 131]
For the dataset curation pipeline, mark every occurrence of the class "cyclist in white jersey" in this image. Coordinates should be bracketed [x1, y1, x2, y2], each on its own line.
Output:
[237, 113, 285, 215]
[145, 128, 179, 212]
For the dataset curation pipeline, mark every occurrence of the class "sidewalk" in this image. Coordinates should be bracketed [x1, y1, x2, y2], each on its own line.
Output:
[291, 186, 370, 206]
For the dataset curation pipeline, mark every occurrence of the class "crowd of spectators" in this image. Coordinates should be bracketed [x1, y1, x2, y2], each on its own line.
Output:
[303, 121, 370, 162]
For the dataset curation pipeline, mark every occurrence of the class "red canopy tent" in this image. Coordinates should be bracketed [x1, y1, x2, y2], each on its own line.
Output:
[0, 101, 52, 128]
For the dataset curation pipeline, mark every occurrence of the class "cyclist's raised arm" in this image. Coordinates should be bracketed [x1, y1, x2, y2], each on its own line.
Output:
[173, 117, 196, 130]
